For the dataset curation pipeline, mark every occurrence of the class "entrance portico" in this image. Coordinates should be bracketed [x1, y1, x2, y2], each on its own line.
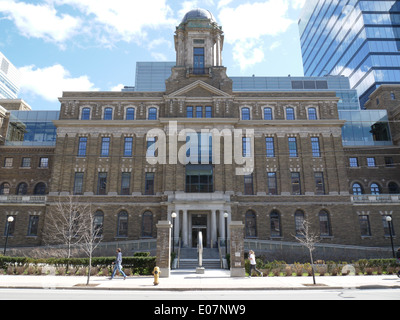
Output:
[167, 192, 232, 248]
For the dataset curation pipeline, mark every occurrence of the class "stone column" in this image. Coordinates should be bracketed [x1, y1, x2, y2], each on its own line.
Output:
[156, 221, 172, 278]
[230, 221, 245, 277]
[211, 210, 217, 248]
[182, 209, 188, 247]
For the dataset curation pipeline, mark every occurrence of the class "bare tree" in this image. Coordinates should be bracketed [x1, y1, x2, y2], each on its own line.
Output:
[79, 204, 103, 286]
[294, 219, 320, 285]
[44, 196, 89, 259]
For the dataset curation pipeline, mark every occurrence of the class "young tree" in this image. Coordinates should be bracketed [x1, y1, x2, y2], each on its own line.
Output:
[294, 219, 320, 285]
[44, 196, 89, 259]
[79, 204, 103, 286]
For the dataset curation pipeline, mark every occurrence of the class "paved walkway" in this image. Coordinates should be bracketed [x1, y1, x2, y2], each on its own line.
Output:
[1, 269, 400, 291]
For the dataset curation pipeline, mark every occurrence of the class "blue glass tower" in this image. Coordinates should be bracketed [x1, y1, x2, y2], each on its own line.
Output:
[299, 0, 400, 107]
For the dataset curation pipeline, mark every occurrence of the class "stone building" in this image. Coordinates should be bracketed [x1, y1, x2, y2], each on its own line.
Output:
[0, 9, 399, 251]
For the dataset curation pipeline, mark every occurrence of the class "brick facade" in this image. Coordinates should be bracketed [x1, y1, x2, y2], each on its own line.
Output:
[1, 11, 399, 250]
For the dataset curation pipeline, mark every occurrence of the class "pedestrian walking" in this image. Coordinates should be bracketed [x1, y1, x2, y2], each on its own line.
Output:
[396, 248, 400, 278]
[110, 248, 127, 280]
[248, 250, 263, 277]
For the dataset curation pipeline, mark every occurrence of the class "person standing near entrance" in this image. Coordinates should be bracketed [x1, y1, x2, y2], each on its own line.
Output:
[110, 248, 127, 280]
[248, 250, 263, 277]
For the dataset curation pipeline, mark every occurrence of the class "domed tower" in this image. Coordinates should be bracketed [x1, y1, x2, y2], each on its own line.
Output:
[175, 8, 223, 69]
[166, 9, 232, 94]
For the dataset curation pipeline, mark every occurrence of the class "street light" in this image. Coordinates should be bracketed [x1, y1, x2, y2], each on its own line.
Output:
[224, 212, 229, 256]
[171, 212, 177, 254]
[386, 216, 395, 258]
[3, 216, 14, 256]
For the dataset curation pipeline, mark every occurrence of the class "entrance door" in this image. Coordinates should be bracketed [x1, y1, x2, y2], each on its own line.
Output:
[192, 214, 207, 248]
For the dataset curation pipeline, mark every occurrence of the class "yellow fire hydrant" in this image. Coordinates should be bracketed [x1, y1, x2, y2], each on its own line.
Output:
[153, 266, 161, 286]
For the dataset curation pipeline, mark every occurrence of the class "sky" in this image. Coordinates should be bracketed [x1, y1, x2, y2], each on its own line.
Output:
[0, 0, 307, 110]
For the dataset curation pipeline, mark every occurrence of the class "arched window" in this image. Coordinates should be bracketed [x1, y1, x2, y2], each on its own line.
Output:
[241, 107, 250, 120]
[0, 183, 10, 195]
[16, 182, 28, 195]
[319, 210, 332, 237]
[294, 210, 305, 235]
[245, 210, 257, 238]
[117, 211, 128, 237]
[264, 107, 273, 120]
[94, 211, 104, 237]
[352, 183, 363, 195]
[34, 182, 46, 195]
[148, 108, 157, 120]
[126, 107, 135, 120]
[81, 108, 91, 120]
[308, 107, 317, 120]
[142, 211, 153, 238]
[270, 211, 281, 237]
[389, 182, 400, 194]
[370, 183, 381, 195]
[286, 107, 295, 120]
[104, 107, 113, 120]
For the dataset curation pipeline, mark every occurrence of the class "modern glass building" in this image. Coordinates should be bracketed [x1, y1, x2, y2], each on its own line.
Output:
[5, 111, 59, 146]
[0, 52, 20, 99]
[133, 62, 175, 92]
[299, 0, 400, 107]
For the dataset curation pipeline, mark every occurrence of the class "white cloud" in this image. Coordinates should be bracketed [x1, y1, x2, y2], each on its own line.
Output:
[110, 84, 124, 92]
[290, 0, 306, 10]
[51, 0, 175, 44]
[218, 0, 294, 70]
[232, 39, 265, 71]
[219, 1, 294, 43]
[0, 0, 81, 45]
[19, 64, 98, 102]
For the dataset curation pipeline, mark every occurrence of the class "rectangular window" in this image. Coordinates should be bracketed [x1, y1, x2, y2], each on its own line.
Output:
[291, 172, 301, 195]
[39, 157, 49, 168]
[73, 172, 84, 195]
[147, 137, 156, 158]
[383, 216, 396, 237]
[27, 216, 39, 237]
[311, 137, 321, 157]
[78, 137, 88, 157]
[367, 157, 376, 167]
[124, 137, 133, 157]
[187, 106, 193, 118]
[205, 106, 212, 118]
[266, 137, 275, 158]
[242, 137, 252, 157]
[145, 172, 155, 195]
[101, 137, 110, 157]
[244, 174, 254, 195]
[185, 165, 214, 193]
[196, 106, 203, 118]
[314, 172, 325, 195]
[193, 47, 205, 74]
[97, 173, 107, 195]
[267, 172, 277, 195]
[21, 157, 31, 168]
[359, 215, 371, 237]
[288, 137, 298, 157]
[121, 172, 131, 195]
[349, 157, 358, 167]
[4, 158, 13, 168]
[385, 157, 394, 168]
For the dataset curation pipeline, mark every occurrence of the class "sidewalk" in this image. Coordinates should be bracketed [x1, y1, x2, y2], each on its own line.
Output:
[1, 270, 400, 291]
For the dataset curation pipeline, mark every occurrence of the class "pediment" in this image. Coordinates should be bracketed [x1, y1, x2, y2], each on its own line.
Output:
[166, 80, 232, 98]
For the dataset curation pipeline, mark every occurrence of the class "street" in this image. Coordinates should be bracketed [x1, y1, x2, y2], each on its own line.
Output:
[0, 288, 399, 300]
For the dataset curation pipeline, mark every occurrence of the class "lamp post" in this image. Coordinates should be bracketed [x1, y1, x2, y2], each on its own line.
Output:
[386, 216, 395, 258]
[3, 216, 14, 256]
[171, 212, 177, 254]
[224, 212, 229, 256]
